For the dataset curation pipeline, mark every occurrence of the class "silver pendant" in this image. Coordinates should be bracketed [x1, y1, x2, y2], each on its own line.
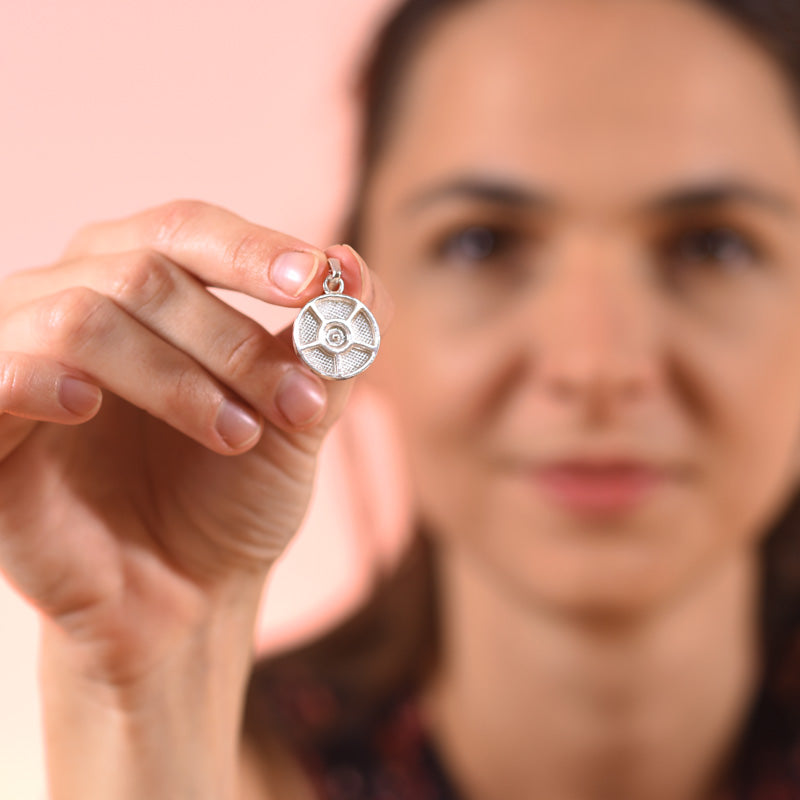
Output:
[292, 257, 380, 380]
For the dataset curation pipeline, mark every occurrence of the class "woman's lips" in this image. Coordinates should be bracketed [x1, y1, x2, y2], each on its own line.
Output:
[532, 462, 668, 515]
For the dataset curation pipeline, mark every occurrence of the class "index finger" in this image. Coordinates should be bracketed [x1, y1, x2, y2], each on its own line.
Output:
[62, 199, 340, 307]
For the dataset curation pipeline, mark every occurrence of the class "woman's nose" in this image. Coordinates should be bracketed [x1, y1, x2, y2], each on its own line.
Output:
[531, 237, 662, 412]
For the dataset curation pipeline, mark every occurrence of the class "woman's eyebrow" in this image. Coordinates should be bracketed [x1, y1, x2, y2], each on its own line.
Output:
[400, 177, 553, 215]
[400, 175, 798, 219]
[644, 180, 797, 218]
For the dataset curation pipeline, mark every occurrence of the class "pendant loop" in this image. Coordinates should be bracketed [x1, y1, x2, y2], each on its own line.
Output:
[323, 257, 344, 294]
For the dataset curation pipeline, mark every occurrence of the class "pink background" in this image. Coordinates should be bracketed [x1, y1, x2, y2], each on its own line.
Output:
[0, 1, 412, 796]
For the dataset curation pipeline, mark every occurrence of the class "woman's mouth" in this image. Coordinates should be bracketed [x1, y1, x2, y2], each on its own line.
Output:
[531, 461, 670, 516]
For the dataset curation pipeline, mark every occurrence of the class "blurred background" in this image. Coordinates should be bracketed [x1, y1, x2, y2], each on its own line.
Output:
[0, 1, 411, 796]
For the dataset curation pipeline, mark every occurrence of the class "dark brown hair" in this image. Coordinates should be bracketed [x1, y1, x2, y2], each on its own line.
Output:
[246, 0, 800, 784]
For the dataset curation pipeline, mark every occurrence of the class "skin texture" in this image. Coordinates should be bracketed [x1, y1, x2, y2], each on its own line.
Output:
[351, 0, 800, 798]
[0, 201, 391, 799]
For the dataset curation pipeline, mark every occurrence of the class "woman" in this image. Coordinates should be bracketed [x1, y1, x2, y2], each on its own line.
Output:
[1, 0, 800, 797]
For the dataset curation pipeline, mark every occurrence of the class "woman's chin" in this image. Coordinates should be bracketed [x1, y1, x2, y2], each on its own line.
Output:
[473, 527, 714, 626]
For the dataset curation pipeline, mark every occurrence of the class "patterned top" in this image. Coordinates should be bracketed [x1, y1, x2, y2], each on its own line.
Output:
[246, 526, 800, 799]
[258, 663, 800, 800]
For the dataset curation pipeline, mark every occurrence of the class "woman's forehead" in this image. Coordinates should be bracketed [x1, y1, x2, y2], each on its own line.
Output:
[371, 0, 800, 215]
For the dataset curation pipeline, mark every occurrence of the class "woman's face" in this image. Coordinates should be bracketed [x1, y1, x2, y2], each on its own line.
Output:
[359, 0, 800, 618]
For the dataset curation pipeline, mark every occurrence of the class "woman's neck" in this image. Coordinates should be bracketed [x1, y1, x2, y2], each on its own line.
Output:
[420, 545, 761, 800]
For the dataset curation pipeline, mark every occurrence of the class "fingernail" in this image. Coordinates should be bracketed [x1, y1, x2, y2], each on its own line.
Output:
[215, 399, 262, 449]
[341, 243, 365, 268]
[270, 251, 320, 297]
[58, 376, 102, 416]
[275, 369, 326, 427]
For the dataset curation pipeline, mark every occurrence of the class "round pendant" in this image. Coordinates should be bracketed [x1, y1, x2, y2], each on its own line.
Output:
[293, 292, 381, 380]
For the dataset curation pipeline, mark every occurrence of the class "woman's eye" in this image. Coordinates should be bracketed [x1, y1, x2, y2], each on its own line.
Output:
[660, 226, 762, 272]
[435, 225, 518, 266]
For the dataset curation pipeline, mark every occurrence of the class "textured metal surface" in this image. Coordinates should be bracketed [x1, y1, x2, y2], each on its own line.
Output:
[293, 293, 380, 380]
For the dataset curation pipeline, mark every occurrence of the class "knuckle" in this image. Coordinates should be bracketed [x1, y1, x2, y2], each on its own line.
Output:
[150, 199, 206, 247]
[224, 228, 271, 281]
[220, 324, 272, 381]
[108, 251, 175, 315]
[37, 287, 112, 352]
[163, 360, 208, 421]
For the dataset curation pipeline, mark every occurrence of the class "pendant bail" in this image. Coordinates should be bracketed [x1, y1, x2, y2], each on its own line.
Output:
[323, 257, 344, 294]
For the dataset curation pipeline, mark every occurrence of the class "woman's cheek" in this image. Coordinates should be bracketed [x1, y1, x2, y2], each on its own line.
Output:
[675, 303, 800, 553]
[717, 370, 800, 549]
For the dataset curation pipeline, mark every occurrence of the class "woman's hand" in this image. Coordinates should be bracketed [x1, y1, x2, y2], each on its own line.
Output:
[0, 200, 390, 798]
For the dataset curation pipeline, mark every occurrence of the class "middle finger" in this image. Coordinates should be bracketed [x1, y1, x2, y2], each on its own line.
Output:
[6, 250, 330, 433]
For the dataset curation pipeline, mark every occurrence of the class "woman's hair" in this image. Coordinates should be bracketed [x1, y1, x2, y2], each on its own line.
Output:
[246, 0, 800, 784]
[339, 0, 800, 249]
